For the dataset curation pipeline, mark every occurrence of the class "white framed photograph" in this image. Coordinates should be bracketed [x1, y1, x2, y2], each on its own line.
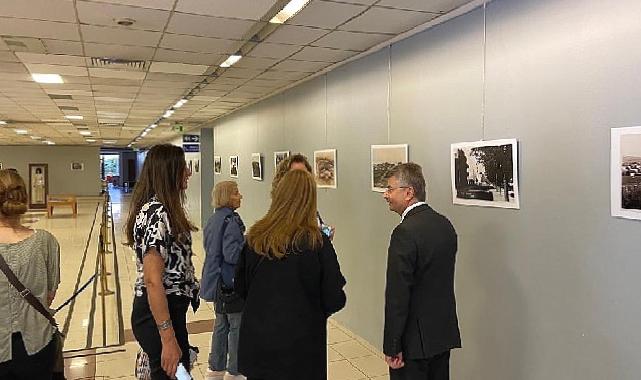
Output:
[451, 138, 520, 209]
[371, 144, 409, 192]
[214, 156, 222, 174]
[314, 149, 337, 189]
[274, 151, 290, 170]
[251, 153, 263, 180]
[229, 156, 239, 178]
[71, 162, 84, 171]
[611, 126, 641, 220]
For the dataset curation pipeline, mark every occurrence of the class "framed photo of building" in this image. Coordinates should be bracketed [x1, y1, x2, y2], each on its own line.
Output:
[274, 151, 290, 170]
[71, 162, 84, 171]
[611, 126, 641, 220]
[451, 139, 520, 209]
[251, 153, 263, 180]
[214, 156, 222, 174]
[28, 163, 48, 209]
[230, 156, 239, 178]
[371, 144, 408, 192]
[314, 149, 337, 189]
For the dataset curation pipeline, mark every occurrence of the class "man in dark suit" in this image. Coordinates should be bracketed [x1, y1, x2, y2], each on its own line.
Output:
[383, 162, 461, 380]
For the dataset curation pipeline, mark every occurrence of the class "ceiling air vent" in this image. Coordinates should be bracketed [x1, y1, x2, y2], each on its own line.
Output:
[99, 122, 125, 128]
[49, 94, 73, 100]
[1, 36, 46, 53]
[90, 57, 147, 71]
[59, 106, 79, 111]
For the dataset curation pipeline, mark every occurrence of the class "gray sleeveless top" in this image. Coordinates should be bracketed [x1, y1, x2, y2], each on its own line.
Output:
[0, 229, 60, 363]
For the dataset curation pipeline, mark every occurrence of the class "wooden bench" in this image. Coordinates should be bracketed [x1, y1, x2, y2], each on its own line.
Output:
[47, 195, 78, 218]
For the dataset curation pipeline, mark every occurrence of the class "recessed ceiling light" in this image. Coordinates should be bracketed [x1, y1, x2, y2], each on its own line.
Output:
[220, 54, 242, 68]
[30, 136, 42, 140]
[65, 115, 83, 120]
[14, 129, 28, 135]
[173, 99, 188, 108]
[269, 0, 311, 24]
[86, 139, 96, 143]
[31, 73, 64, 84]
[43, 140, 55, 145]
[79, 131, 91, 136]
[0, 121, 6, 125]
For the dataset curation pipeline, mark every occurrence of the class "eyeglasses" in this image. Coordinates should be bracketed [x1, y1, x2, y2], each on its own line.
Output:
[384, 186, 409, 193]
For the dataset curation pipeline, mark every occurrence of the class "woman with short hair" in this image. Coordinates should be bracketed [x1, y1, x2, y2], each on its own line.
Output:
[236, 169, 346, 380]
[0, 169, 60, 379]
[125, 144, 199, 380]
[201, 181, 245, 380]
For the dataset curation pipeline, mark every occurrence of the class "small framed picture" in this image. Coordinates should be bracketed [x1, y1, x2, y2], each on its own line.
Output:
[314, 149, 337, 189]
[214, 156, 222, 174]
[251, 153, 263, 180]
[71, 162, 84, 171]
[274, 151, 290, 170]
[230, 156, 239, 178]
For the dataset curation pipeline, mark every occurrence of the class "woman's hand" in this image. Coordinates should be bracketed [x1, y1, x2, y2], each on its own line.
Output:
[161, 334, 182, 378]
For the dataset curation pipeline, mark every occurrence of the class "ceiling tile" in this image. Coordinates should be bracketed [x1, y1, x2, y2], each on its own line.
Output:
[289, 1, 367, 29]
[336, 0, 378, 4]
[89, 67, 146, 80]
[145, 72, 205, 82]
[154, 49, 222, 65]
[339, 7, 437, 34]
[257, 70, 310, 81]
[16, 52, 86, 66]
[0, 63, 28, 74]
[160, 34, 237, 54]
[289, 46, 357, 62]
[76, 1, 171, 31]
[43, 40, 83, 55]
[264, 25, 330, 45]
[87, 0, 175, 10]
[83, 43, 156, 60]
[247, 42, 301, 59]
[175, 0, 279, 21]
[167, 13, 257, 40]
[81, 25, 162, 46]
[219, 67, 264, 79]
[149, 62, 209, 75]
[270, 60, 330, 72]
[0, 0, 76, 23]
[24, 63, 88, 76]
[0, 52, 19, 63]
[0, 18, 80, 41]
[233, 56, 278, 70]
[312, 30, 391, 51]
[377, 0, 471, 13]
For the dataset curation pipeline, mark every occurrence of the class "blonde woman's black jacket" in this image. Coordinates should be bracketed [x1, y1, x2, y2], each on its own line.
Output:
[383, 203, 461, 359]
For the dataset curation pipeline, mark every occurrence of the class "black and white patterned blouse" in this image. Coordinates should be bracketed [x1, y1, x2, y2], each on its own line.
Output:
[133, 196, 198, 298]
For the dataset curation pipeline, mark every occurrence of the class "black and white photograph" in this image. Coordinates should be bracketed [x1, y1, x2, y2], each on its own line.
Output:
[314, 149, 337, 189]
[214, 156, 222, 174]
[71, 162, 84, 171]
[274, 151, 290, 170]
[252, 153, 263, 180]
[611, 126, 641, 220]
[230, 155, 239, 178]
[194, 159, 200, 173]
[371, 144, 408, 192]
[451, 138, 520, 209]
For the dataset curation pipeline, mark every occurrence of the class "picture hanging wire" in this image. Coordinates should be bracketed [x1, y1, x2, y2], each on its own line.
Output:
[387, 44, 392, 144]
[480, 0, 488, 141]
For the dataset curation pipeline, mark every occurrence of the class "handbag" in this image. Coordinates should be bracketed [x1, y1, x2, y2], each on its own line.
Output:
[0, 253, 66, 379]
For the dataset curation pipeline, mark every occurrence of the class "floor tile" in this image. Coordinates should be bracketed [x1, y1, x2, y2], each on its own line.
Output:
[328, 360, 367, 380]
[331, 340, 373, 360]
[349, 355, 389, 377]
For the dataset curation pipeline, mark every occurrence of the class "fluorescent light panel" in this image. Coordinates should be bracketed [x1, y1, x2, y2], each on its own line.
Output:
[32, 73, 64, 84]
[65, 115, 83, 120]
[14, 129, 28, 135]
[270, 0, 311, 24]
[173, 99, 188, 108]
[79, 131, 91, 136]
[220, 54, 242, 68]
[0, 121, 6, 125]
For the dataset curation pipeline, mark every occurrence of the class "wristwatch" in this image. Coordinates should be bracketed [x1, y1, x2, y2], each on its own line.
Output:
[157, 319, 172, 331]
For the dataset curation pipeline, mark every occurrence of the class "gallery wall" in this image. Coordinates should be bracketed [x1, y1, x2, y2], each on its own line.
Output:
[0, 145, 101, 196]
[207, 0, 641, 378]
[170, 133, 202, 228]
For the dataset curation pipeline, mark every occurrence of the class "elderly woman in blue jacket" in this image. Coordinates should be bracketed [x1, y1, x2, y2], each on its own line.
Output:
[201, 181, 245, 380]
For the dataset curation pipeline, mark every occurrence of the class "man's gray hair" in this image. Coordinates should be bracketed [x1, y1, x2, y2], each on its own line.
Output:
[388, 162, 426, 201]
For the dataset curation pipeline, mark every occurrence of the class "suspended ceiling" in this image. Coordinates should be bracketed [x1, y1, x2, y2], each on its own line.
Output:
[0, 0, 476, 147]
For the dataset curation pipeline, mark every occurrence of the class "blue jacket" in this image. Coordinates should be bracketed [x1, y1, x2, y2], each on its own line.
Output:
[200, 207, 245, 302]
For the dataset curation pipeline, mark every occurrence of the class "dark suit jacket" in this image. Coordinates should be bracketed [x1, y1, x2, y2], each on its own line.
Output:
[383, 203, 461, 359]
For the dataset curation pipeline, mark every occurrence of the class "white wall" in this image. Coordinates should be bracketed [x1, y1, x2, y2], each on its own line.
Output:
[208, 0, 641, 378]
[0, 145, 100, 196]
[170, 134, 202, 228]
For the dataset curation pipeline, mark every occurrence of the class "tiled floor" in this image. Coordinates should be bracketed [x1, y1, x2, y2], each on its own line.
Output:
[32, 188, 389, 380]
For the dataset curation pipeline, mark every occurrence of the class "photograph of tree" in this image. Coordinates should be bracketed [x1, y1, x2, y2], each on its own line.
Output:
[252, 153, 262, 180]
[274, 151, 290, 170]
[314, 149, 337, 189]
[214, 156, 221, 174]
[371, 144, 408, 192]
[611, 126, 641, 220]
[230, 156, 239, 178]
[451, 139, 520, 209]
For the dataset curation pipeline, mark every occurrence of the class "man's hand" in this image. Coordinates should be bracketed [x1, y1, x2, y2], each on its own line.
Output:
[161, 334, 182, 378]
[385, 352, 405, 369]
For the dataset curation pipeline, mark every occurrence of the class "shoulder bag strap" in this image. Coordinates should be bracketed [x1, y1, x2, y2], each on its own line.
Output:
[0, 252, 57, 327]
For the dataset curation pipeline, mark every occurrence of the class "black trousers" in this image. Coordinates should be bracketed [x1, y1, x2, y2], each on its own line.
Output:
[390, 351, 450, 380]
[131, 292, 191, 380]
[0, 332, 56, 380]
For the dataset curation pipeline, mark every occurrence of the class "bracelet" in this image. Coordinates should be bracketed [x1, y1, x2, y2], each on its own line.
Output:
[157, 319, 172, 331]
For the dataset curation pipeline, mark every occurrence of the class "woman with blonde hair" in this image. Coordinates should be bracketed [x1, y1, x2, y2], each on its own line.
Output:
[236, 169, 346, 380]
[0, 169, 60, 379]
[201, 181, 245, 380]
